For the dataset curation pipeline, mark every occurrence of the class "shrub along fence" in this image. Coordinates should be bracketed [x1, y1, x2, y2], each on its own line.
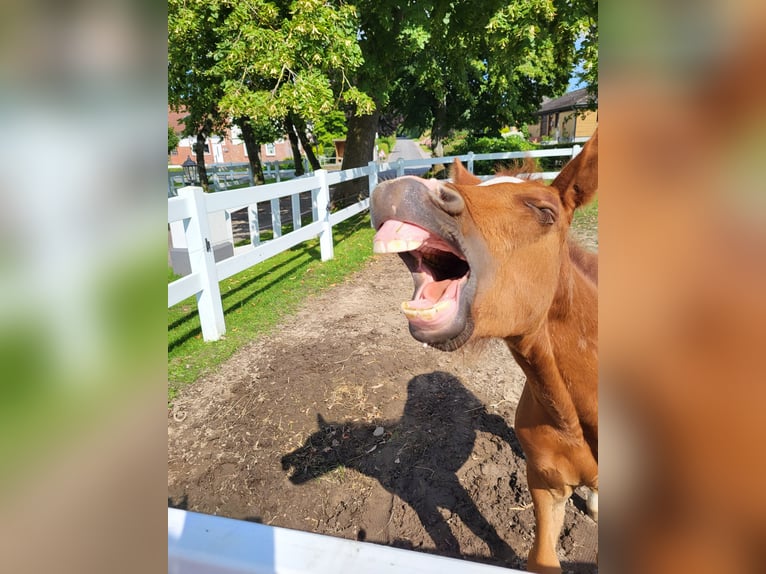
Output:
[167, 146, 581, 341]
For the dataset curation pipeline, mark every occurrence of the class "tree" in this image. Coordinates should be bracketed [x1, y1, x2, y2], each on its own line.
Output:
[168, 0, 230, 190]
[573, 5, 598, 98]
[236, 115, 281, 185]
[345, 0, 598, 162]
[170, 0, 597, 196]
[211, 0, 374, 187]
[168, 126, 180, 156]
[289, 114, 321, 172]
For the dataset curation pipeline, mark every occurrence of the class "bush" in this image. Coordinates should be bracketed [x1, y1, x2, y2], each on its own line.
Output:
[168, 126, 180, 155]
[376, 135, 396, 158]
[450, 135, 537, 155]
[533, 140, 584, 172]
[314, 111, 347, 156]
[450, 135, 538, 175]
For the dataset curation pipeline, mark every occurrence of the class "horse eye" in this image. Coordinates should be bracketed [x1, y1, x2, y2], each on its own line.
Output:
[524, 201, 556, 225]
[539, 207, 556, 225]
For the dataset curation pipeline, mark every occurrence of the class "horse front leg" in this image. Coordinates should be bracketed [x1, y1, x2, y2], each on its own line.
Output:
[525, 466, 572, 574]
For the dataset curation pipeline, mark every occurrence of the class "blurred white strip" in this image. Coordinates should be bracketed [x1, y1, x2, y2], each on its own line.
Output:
[168, 508, 521, 574]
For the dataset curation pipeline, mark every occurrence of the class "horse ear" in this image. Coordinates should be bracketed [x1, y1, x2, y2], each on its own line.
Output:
[551, 128, 598, 212]
[317, 413, 327, 427]
[450, 158, 481, 185]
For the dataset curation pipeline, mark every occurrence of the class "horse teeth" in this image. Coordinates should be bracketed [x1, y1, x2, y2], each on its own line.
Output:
[373, 239, 423, 254]
[400, 301, 451, 320]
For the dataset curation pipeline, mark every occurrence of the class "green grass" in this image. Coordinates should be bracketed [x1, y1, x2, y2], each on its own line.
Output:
[572, 195, 599, 228]
[168, 212, 375, 402]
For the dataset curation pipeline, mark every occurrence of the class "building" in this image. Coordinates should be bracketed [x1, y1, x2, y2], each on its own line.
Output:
[168, 110, 298, 166]
[527, 88, 597, 144]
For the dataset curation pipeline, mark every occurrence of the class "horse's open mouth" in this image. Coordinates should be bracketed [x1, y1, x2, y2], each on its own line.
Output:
[373, 219, 474, 350]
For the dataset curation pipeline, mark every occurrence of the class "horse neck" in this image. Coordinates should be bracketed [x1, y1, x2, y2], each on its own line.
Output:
[505, 254, 597, 436]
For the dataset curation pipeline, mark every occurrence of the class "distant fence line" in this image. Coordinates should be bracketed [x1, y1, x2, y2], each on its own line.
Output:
[168, 160, 315, 197]
[167, 145, 582, 341]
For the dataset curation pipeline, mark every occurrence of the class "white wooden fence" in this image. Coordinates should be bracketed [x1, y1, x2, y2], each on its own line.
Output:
[168, 507, 521, 574]
[168, 160, 312, 196]
[167, 146, 581, 341]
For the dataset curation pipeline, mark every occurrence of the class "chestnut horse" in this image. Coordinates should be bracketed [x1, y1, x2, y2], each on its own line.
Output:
[370, 131, 598, 573]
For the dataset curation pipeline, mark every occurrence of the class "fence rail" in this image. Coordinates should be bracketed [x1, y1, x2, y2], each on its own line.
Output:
[167, 146, 581, 341]
[168, 160, 317, 196]
[168, 507, 520, 574]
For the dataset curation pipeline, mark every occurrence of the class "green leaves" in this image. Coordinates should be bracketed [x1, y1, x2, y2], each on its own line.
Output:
[168, 126, 180, 155]
[341, 87, 376, 116]
[169, 0, 373, 133]
[170, 0, 597, 163]
[375, 0, 596, 146]
[213, 0, 369, 120]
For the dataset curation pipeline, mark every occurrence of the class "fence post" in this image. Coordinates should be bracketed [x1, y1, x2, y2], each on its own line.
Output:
[249, 203, 260, 246]
[311, 188, 319, 222]
[367, 160, 379, 194]
[572, 144, 582, 158]
[291, 192, 302, 230]
[270, 198, 282, 237]
[396, 158, 405, 177]
[368, 160, 379, 228]
[178, 186, 226, 341]
[467, 151, 475, 174]
[315, 169, 334, 261]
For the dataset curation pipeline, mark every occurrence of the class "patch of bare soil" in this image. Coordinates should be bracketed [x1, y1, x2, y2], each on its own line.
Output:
[168, 233, 598, 572]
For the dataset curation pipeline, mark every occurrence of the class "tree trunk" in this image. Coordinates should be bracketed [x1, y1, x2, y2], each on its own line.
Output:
[431, 98, 447, 158]
[291, 114, 321, 171]
[194, 131, 210, 190]
[238, 118, 265, 185]
[285, 115, 305, 176]
[334, 110, 380, 207]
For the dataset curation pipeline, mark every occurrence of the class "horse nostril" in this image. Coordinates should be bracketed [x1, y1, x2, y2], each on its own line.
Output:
[433, 185, 464, 215]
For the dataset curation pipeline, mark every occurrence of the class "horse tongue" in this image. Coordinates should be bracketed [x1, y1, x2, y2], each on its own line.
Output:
[423, 279, 454, 303]
[405, 279, 456, 310]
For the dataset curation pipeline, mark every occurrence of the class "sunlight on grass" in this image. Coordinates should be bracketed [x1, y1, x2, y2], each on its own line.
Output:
[168, 213, 375, 402]
[573, 196, 598, 227]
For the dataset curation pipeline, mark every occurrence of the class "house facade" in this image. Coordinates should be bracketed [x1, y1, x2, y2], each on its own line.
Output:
[168, 110, 298, 166]
[527, 88, 597, 143]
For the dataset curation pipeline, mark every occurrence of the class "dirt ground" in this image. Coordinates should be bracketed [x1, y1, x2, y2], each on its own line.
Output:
[168, 230, 598, 572]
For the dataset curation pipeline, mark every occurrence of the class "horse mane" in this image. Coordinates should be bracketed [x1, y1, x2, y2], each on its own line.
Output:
[494, 157, 540, 179]
[568, 239, 598, 285]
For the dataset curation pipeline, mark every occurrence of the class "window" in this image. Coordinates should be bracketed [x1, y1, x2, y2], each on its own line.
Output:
[265, 143, 276, 156]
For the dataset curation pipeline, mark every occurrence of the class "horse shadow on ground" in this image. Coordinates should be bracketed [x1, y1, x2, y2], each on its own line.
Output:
[281, 371, 526, 563]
